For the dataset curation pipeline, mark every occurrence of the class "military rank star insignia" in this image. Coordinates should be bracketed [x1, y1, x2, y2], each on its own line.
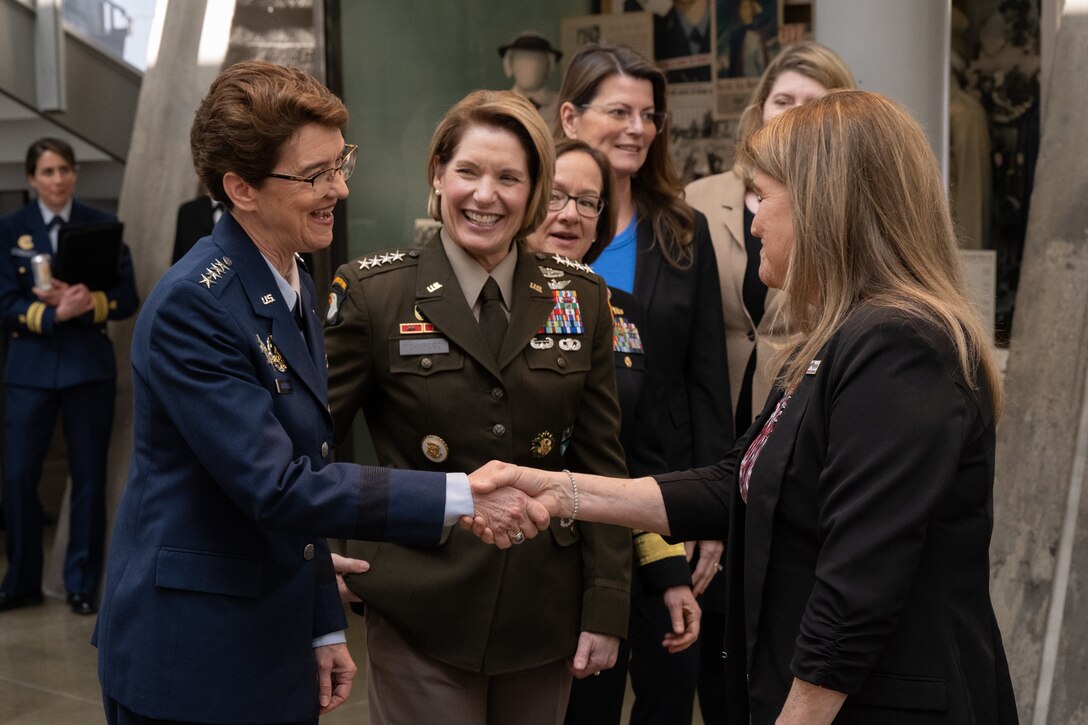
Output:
[199, 256, 233, 288]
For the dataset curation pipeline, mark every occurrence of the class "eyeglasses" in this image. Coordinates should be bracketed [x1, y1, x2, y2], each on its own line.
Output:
[579, 104, 668, 135]
[267, 144, 358, 197]
[548, 190, 605, 218]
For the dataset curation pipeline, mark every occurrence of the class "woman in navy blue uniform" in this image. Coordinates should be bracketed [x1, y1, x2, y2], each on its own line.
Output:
[527, 139, 701, 725]
[0, 137, 138, 615]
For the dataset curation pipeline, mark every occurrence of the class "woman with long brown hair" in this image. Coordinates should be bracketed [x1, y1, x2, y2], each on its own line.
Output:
[554, 44, 732, 724]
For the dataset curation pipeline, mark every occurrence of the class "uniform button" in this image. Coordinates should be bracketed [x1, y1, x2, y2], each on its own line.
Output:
[321, 441, 329, 458]
[556, 355, 567, 368]
[746, 330, 755, 342]
[408, 250, 420, 258]
[721, 650, 728, 660]
[624, 355, 632, 368]
[18, 266, 26, 274]
[491, 423, 506, 437]
[303, 544, 315, 560]
[491, 387, 505, 400]
[420, 357, 433, 369]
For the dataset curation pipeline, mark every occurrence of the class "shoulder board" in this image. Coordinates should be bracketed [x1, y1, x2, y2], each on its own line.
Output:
[194, 255, 235, 290]
[532, 252, 601, 282]
[347, 248, 418, 279]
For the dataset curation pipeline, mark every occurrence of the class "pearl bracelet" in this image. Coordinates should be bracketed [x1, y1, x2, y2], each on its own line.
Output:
[559, 469, 578, 528]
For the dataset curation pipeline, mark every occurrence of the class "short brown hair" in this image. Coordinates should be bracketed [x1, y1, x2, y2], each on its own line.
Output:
[26, 137, 76, 176]
[190, 61, 348, 208]
[426, 90, 554, 239]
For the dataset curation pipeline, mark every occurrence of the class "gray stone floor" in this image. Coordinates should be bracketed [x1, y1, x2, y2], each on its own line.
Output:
[0, 539, 690, 724]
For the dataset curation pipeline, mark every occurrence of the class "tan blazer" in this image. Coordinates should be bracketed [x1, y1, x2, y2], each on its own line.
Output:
[324, 233, 631, 675]
[685, 171, 788, 427]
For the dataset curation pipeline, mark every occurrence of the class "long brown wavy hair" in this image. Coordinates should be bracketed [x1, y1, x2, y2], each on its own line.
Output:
[555, 44, 694, 269]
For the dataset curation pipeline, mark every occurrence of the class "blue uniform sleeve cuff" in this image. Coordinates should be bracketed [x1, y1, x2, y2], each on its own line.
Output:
[312, 630, 347, 648]
[443, 472, 473, 525]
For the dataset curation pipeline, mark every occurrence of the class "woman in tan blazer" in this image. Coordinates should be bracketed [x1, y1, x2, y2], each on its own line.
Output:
[686, 42, 854, 431]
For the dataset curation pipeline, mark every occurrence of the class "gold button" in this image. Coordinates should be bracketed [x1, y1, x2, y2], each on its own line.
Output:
[303, 544, 315, 560]
[18, 267, 26, 274]
[624, 355, 632, 368]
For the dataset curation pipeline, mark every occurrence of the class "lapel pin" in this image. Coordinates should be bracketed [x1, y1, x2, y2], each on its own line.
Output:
[529, 282, 543, 293]
[17, 235, 34, 250]
[426, 282, 443, 293]
[806, 359, 821, 375]
[261, 294, 275, 305]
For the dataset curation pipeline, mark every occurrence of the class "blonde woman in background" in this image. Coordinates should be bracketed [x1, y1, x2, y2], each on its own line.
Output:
[687, 41, 854, 433]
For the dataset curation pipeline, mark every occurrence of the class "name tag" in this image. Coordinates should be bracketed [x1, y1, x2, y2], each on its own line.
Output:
[400, 338, 449, 356]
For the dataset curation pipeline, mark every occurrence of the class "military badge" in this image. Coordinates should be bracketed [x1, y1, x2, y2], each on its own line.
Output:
[17, 235, 34, 250]
[414, 305, 426, 322]
[200, 257, 232, 289]
[426, 282, 443, 293]
[612, 317, 644, 354]
[326, 275, 347, 324]
[538, 266, 565, 279]
[548, 279, 571, 290]
[558, 338, 582, 351]
[421, 434, 449, 463]
[530, 431, 555, 458]
[256, 334, 287, 372]
[399, 322, 437, 334]
[261, 294, 276, 305]
[537, 290, 584, 335]
[529, 282, 543, 293]
[529, 337, 555, 350]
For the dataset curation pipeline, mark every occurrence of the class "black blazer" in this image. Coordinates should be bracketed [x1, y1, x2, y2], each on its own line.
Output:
[171, 196, 217, 264]
[656, 305, 1017, 724]
[632, 212, 733, 471]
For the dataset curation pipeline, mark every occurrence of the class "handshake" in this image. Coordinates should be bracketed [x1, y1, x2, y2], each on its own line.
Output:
[460, 460, 579, 549]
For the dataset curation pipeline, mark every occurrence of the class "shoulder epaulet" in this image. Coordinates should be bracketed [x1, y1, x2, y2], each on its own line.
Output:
[533, 252, 601, 282]
[194, 254, 235, 290]
[347, 248, 418, 279]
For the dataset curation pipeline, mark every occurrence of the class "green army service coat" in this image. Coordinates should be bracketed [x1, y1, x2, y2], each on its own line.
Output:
[324, 231, 631, 675]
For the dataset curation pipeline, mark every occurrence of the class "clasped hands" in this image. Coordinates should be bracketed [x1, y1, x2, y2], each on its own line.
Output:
[34, 279, 95, 321]
[461, 460, 567, 548]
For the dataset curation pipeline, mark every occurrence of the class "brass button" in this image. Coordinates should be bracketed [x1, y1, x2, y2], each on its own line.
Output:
[556, 356, 567, 368]
[18, 266, 26, 274]
[421, 357, 433, 369]
[321, 441, 329, 458]
[303, 544, 315, 560]
[491, 387, 505, 400]
[624, 355, 632, 368]
[491, 423, 506, 437]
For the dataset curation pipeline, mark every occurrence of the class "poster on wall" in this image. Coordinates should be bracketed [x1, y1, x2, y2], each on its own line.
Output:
[713, 0, 776, 119]
[667, 83, 738, 180]
[559, 12, 654, 73]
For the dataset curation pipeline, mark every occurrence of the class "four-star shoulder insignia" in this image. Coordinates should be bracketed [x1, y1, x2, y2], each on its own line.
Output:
[358, 250, 408, 271]
[199, 256, 233, 288]
[550, 253, 592, 274]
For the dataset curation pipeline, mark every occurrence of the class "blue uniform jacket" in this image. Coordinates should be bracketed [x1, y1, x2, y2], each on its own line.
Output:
[94, 214, 448, 723]
[0, 199, 139, 388]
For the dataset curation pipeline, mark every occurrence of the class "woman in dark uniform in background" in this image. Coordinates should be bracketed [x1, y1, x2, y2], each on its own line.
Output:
[0, 137, 138, 615]
[324, 90, 631, 725]
[554, 44, 733, 724]
[526, 138, 701, 725]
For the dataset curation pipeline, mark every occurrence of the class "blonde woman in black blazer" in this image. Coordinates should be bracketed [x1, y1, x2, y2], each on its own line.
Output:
[469, 92, 1016, 725]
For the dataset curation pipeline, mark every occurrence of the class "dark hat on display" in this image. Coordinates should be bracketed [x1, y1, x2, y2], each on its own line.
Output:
[498, 32, 562, 61]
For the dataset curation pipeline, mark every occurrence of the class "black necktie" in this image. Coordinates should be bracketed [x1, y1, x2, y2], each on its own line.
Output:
[48, 216, 65, 230]
[478, 277, 508, 359]
[292, 294, 306, 333]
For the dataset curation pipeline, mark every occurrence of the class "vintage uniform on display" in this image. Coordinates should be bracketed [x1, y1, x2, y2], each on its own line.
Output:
[0, 198, 138, 607]
[94, 214, 449, 724]
[325, 231, 631, 676]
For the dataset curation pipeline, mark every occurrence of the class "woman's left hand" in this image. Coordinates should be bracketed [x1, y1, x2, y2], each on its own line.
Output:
[567, 631, 621, 679]
[688, 539, 725, 596]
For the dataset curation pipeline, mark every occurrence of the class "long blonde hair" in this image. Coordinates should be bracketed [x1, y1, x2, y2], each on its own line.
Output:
[734, 41, 855, 186]
[737, 91, 1003, 415]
